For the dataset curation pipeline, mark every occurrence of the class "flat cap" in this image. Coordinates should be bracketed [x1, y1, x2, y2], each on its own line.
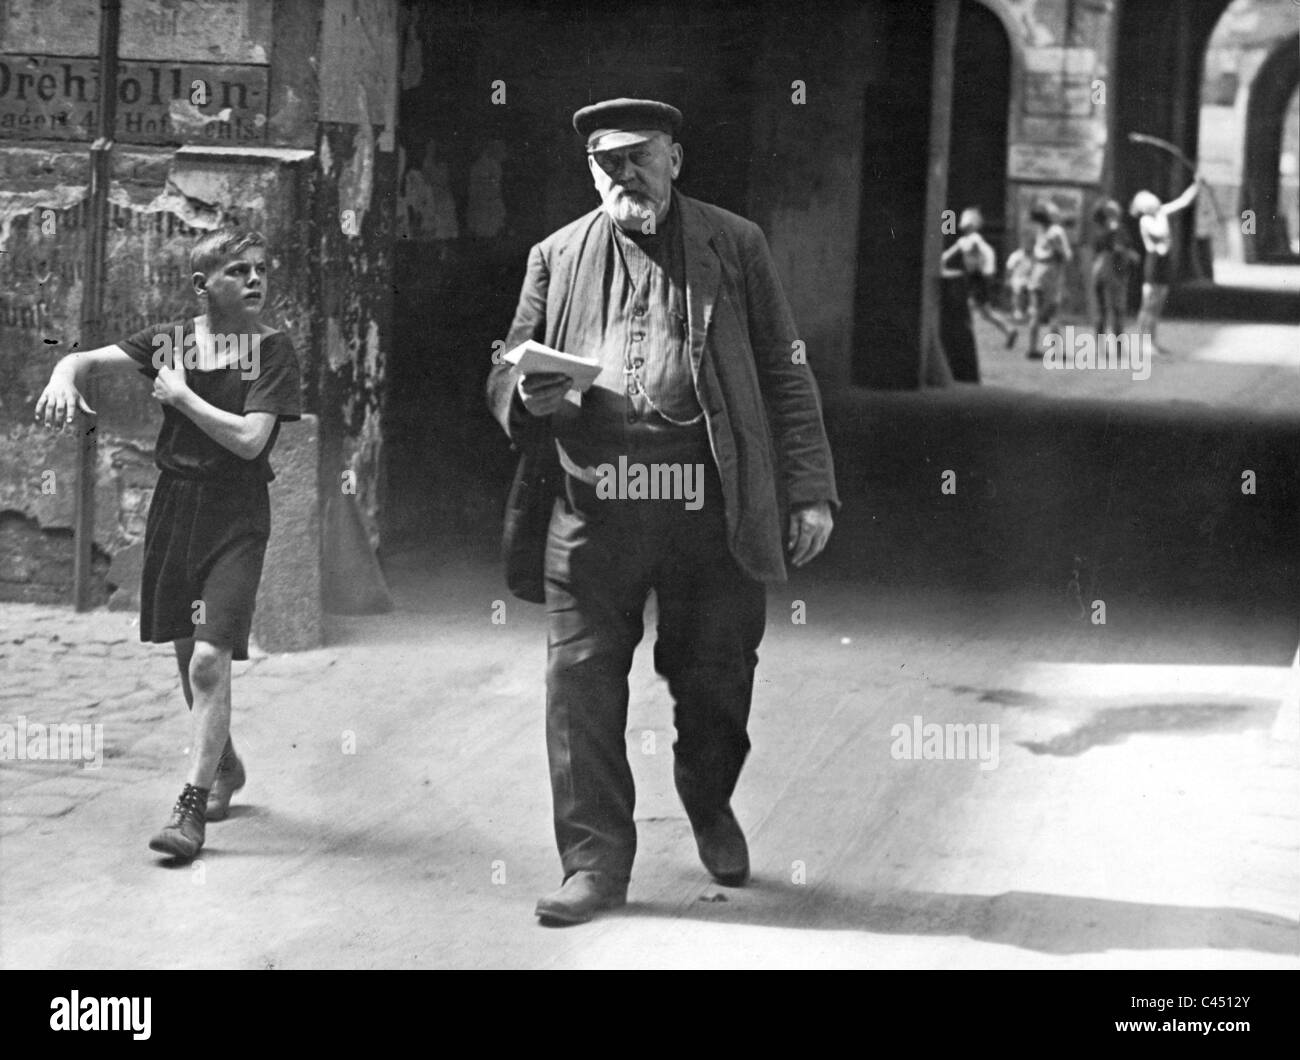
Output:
[573, 98, 682, 154]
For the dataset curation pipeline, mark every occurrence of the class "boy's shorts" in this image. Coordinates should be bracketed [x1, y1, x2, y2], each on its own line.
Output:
[140, 473, 270, 661]
[1144, 251, 1172, 286]
[966, 272, 992, 307]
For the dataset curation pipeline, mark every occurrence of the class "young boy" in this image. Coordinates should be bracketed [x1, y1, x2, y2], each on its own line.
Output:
[941, 207, 1018, 349]
[34, 229, 301, 860]
[1090, 198, 1140, 337]
[1131, 178, 1201, 353]
[1004, 232, 1034, 323]
[1025, 200, 1073, 359]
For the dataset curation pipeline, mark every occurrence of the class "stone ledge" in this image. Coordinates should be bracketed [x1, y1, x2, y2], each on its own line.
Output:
[252, 415, 322, 653]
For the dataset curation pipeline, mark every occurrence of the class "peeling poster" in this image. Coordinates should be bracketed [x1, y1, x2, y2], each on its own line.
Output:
[0, 55, 268, 144]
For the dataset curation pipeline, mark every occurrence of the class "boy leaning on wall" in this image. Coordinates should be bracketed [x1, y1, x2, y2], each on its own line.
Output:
[35, 228, 302, 862]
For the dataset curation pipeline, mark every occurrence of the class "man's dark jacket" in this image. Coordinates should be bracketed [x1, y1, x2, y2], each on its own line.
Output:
[487, 192, 839, 595]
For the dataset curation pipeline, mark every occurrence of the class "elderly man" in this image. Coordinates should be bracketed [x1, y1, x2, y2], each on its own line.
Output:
[487, 98, 839, 924]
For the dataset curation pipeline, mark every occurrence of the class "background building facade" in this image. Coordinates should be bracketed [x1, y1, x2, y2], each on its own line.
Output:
[2, 0, 1296, 633]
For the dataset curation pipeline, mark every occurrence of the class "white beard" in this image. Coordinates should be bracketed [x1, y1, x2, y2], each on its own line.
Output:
[606, 189, 661, 229]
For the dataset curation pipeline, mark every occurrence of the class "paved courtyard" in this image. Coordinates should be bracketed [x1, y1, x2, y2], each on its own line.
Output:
[3, 549, 1296, 969]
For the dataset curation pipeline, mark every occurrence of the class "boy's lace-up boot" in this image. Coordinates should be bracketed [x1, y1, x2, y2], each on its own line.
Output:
[148, 783, 208, 860]
[206, 744, 246, 822]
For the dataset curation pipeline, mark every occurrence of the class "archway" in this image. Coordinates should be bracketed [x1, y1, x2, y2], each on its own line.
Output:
[948, 0, 1012, 253]
[1113, 0, 1229, 284]
[1242, 32, 1300, 262]
[1114, 0, 1299, 300]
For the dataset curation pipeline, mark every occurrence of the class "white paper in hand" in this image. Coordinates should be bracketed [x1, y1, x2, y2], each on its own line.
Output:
[504, 340, 602, 393]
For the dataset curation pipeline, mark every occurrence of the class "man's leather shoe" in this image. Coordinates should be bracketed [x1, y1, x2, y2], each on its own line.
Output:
[694, 808, 750, 886]
[535, 871, 628, 925]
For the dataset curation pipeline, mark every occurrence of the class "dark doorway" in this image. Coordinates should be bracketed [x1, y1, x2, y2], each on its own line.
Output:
[1242, 32, 1300, 263]
[948, 0, 1012, 255]
[1113, 0, 1228, 282]
[386, 0, 759, 552]
[851, 1, 935, 388]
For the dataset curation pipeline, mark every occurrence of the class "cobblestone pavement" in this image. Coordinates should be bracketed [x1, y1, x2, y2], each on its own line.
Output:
[976, 317, 1300, 410]
[0, 607, 339, 840]
[2, 555, 1297, 969]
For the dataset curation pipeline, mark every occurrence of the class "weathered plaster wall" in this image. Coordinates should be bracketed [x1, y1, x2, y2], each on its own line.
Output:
[0, 145, 316, 608]
[0, 0, 394, 651]
[745, 3, 878, 397]
[315, 0, 399, 548]
[2, 145, 193, 604]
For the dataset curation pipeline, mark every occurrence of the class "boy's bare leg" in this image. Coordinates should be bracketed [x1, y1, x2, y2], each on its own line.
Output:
[186, 640, 233, 790]
[1137, 283, 1167, 351]
[1148, 287, 1168, 350]
[975, 302, 1015, 339]
[1026, 291, 1043, 357]
[174, 636, 234, 758]
[174, 638, 195, 708]
[149, 639, 231, 858]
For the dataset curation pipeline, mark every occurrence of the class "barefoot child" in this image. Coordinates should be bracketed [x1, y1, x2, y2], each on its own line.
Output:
[1004, 232, 1034, 322]
[942, 207, 1019, 349]
[1130, 178, 1201, 354]
[1090, 198, 1140, 337]
[34, 229, 301, 860]
[1025, 200, 1073, 359]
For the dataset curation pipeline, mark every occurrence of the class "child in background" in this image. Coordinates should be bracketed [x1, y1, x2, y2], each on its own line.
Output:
[34, 229, 302, 861]
[1004, 232, 1034, 322]
[1131, 178, 1201, 354]
[942, 207, 1019, 349]
[1026, 200, 1073, 359]
[1091, 198, 1140, 337]
[939, 237, 980, 382]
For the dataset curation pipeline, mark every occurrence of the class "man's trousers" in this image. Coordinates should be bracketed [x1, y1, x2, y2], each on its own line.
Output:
[542, 462, 767, 881]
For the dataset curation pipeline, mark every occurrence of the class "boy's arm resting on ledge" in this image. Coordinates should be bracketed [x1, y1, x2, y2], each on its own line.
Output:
[35, 345, 137, 429]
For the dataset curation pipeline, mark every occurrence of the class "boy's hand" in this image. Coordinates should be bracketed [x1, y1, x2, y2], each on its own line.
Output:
[152, 359, 189, 407]
[35, 376, 95, 431]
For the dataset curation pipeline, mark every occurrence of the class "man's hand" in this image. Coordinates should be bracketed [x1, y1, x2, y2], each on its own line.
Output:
[787, 500, 833, 567]
[152, 359, 189, 408]
[517, 371, 573, 417]
[34, 372, 95, 431]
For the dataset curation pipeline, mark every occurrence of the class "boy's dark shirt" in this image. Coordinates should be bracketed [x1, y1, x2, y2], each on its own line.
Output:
[120, 318, 302, 482]
[1092, 226, 1135, 276]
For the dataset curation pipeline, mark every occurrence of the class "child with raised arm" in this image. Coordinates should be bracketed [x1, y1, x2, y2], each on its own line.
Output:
[1130, 177, 1201, 353]
[941, 207, 1019, 349]
[34, 229, 301, 861]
